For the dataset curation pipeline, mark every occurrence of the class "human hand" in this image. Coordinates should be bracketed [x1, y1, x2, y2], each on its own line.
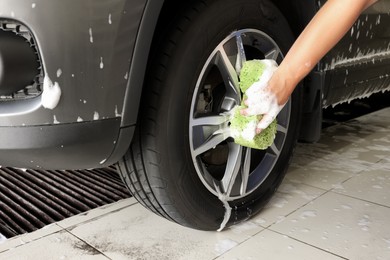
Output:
[240, 81, 286, 134]
[240, 58, 298, 134]
[240, 61, 293, 134]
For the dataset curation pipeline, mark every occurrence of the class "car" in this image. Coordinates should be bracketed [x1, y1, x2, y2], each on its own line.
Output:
[0, 0, 389, 231]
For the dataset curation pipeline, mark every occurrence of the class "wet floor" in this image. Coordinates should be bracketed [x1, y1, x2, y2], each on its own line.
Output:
[0, 107, 389, 260]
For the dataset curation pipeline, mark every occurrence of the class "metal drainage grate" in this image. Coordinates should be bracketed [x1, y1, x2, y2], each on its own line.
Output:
[0, 166, 130, 239]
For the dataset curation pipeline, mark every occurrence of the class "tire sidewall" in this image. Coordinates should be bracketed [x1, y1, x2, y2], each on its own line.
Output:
[146, 0, 300, 229]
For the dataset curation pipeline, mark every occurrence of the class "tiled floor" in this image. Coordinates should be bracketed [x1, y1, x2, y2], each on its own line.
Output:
[0, 108, 389, 260]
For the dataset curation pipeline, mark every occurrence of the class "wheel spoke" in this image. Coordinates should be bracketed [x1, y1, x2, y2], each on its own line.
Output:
[240, 147, 251, 195]
[214, 47, 240, 103]
[277, 124, 288, 134]
[191, 115, 229, 127]
[235, 33, 247, 75]
[190, 29, 292, 200]
[268, 143, 281, 156]
[193, 131, 229, 157]
[265, 47, 281, 60]
[220, 143, 242, 195]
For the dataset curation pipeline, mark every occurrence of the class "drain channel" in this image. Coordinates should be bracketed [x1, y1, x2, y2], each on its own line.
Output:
[0, 166, 130, 239]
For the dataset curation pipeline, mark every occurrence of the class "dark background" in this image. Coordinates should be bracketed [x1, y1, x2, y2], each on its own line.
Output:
[323, 91, 390, 128]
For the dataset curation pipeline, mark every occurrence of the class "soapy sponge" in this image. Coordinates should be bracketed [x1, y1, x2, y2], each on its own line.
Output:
[229, 60, 277, 150]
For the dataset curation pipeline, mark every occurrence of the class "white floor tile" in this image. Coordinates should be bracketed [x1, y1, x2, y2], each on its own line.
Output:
[67, 203, 264, 260]
[334, 166, 390, 207]
[286, 141, 370, 190]
[0, 223, 62, 253]
[216, 229, 343, 260]
[319, 124, 388, 164]
[0, 231, 108, 259]
[251, 180, 326, 228]
[287, 108, 389, 191]
[270, 192, 390, 260]
[57, 198, 136, 229]
[350, 107, 390, 128]
[0, 108, 388, 259]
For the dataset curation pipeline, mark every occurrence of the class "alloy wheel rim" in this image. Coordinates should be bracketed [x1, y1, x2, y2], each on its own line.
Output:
[189, 29, 291, 201]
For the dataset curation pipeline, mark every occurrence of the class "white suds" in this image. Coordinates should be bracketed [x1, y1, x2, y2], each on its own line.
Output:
[0, 233, 6, 244]
[77, 117, 83, 122]
[93, 112, 100, 120]
[244, 60, 284, 129]
[108, 13, 112, 24]
[214, 239, 238, 255]
[376, 15, 381, 25]
[53, 115, 60, 124]
[42, 75, 62, 110]
[325, 49, 390, 70]
[89, 28, 94, 43]
[100, 57, 104, 69]
[31, 3, 36, 8]
[241, 120, 257, 141]
[100, 159, 107, 165]
[215, 185, 232, 232]
[115, 106, 121, 117]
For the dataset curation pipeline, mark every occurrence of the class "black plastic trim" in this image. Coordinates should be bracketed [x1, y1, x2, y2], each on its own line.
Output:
[103, 125, 135, 167]
[0, 118, 122, 170]
[0, 30, 39, 96]
[299, 71, 324, 143]
[121, 0, 165, 127]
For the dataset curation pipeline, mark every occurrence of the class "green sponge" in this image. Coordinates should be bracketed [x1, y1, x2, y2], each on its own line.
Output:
[229, 60, 277, 150]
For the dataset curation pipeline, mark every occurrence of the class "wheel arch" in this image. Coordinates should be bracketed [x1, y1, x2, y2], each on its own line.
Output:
[105, 0, 166, 167]
[120, 0, 165, 128]
[120, 0, 322, 149]
[112, 1, 192, 167]
[122, 0, 318, 127]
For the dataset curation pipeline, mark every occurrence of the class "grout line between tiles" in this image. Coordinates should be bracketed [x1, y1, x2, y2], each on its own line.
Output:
[212, 186, 333, 260]
[212, 228, 267, 260]
[266, 229, 348, 260]
[0, 223, 65, 254]
[326, 167, 390, 209]
[261, 188, 330, 230]
[0, 200, 137, 255]
[329, 190, 390, 210]
[56, 199, 138, 231]
[63, 229, 112, 260]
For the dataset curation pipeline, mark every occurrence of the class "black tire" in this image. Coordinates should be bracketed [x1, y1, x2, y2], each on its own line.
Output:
[118, 0, 302, 231]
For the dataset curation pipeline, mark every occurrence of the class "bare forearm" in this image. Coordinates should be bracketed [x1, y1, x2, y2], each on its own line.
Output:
[271, 0, 378, 105]
[242, 0, 378, 133]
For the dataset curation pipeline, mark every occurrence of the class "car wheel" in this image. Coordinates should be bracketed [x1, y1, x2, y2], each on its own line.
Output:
[118, 0, 302, 231]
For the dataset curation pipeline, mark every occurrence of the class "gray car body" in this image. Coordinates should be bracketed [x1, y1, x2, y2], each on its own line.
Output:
[0, 0, 389, 169]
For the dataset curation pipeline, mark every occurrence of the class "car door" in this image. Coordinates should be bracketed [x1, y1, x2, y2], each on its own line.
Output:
[319, 0, 390, 107]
